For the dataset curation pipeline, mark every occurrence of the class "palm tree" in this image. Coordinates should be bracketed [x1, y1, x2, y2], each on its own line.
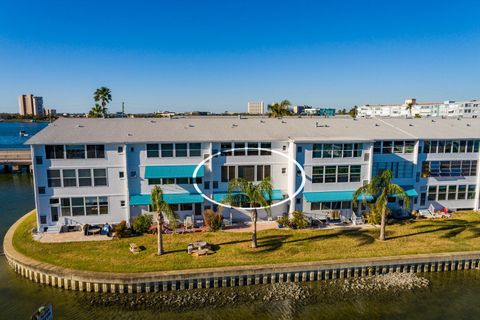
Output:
[224, 178, 273, 248]
[88, 104, 103, 118]
[349, 106, 358, 118]
[353, 170, 409, 241]
[93, 86, 112, 117]
[151, 185, 177, 255]
[267, 100, 292, 118]
[405, 101, 414, 118]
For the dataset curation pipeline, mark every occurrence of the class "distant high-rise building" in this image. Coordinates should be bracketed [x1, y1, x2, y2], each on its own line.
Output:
[18, 94, 44, 116]
[247, 101, 264, 114]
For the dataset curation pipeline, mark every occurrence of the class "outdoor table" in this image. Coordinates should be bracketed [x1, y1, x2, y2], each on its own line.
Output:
[88, 226, 101, 235]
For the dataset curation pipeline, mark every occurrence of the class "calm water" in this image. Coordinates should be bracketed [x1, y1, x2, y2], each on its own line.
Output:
[0, 121, 48, 149]
[1, 123, 480, 319]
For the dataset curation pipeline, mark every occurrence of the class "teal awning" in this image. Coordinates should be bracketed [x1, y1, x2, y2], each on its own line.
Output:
[213, 189, 284, 202]
[304, 191, 373, 203]
[399, 186, 419, 197]
[130, 193, 204, 205]
[144, 165, 204, 179]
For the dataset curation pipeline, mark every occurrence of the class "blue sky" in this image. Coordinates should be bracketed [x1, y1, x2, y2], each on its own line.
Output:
[1, 0, 479, 113]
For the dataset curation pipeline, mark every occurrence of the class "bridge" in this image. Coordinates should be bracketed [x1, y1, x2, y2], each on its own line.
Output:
[0, 149, 32, 172]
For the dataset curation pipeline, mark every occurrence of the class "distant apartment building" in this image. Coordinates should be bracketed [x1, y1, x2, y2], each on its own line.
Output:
[247, 101, 264, 114]
[44, 108, 57, 117]
[358, 98, 479, 118]
[293, 105, 336, 117]
[18, 94, 44, 116]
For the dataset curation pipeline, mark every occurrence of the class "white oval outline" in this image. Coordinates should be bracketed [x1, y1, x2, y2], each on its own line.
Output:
[192, 147, 306, 210]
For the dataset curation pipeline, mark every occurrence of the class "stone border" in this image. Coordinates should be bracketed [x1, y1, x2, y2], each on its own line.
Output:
[4, 211, 480, 293]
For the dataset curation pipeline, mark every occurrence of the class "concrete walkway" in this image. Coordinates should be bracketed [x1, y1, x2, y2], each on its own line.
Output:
[36, 231, 112, 243]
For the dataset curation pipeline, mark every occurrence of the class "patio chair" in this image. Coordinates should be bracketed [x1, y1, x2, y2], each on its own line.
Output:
[419, 204, 435, 219]
[184, 216, 194, 232]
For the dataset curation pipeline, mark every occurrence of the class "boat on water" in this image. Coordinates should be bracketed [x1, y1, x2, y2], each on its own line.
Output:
[31, 304, 53, 320]
[19, 130, 29, 137]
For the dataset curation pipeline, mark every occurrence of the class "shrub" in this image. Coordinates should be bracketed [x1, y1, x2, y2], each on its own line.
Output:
[277, 215, 290, 227]
[132, 214, 153, 234]
[114, 220, 128, 238]
[204, 208, 224, 232]
[290, 210, 309, 229]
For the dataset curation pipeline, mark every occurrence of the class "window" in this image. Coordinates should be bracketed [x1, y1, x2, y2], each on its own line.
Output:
[99, 197, 109, 214]
[204, 181, 210, 189]
[238, 165, 255, 181]
[457, 185, 467, 199]
[221, 142, 232, 156]
[332, 144, 342, 158]
[437, 186, 447, 200]
[349, 165, 361, 182]
[427, 186, 437, 201]
[146, 144, 159, 157]
[62, 169, 77, 187]
[86, 145, 105, 158]
[382, 141, 392, 154]
[221, 165, 236, 182]
[311, 202, 321, 210]
[93, 169, 107, 186]
[78, 169, 92, 187]
[175, 143, 188, 157]
[66, 145, 85, 159]
[71, 197, 85, 216]
[343, 144, 353, 158]
[445, 141, 452, 153]
[467, 185, 476, 200]
[281, 168, 286, 174]
[324, 166, 337, 183]
[35, 156, 43, 165]
[323, 144, 333, 158]
[130, 147, 134, 152]
[297, 146, 302, 153]
[404, 141, 415, 153]
[189, 143, 201, 157]
[161, 144, 173, 157]
[213, 181, 218, 189]
[40, 216, 47, 224]
[119, 171, 125, 179]
[61, 198, 71, 216]
[120, 200, 126, 207]
[82, 196, 96, 215]
[373, 141, 382, 154]
[180, 203, 193, 211]
[148, 178, 162, 185]
[337, 166, 349, 182]
[312, 144, 322, 158]
[422, 160, 477, 177]
[312, 166, 324, 183]
[247, 142, 259, 156]
[38, 186, 45, 194]
[117, 146, 124, 153]
[130, 171, 136, 178]
[448, 185, 457, 200]
[394, 141, 404, 153]
[51, 207, 59, 222]
[176, 177, 189, 184]
[47, 170, 61, 187]
[353, 143, 363, 157]
[260, 142, 271, 155]
[45, 145, 64, 159]
[234, 142, 245, 156]
[420, 193, 426, 206]
[257, 165, 271, 180]
[49, 198, 59, 204]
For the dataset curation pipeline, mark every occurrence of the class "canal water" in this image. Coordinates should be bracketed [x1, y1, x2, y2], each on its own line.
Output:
[1, 122, 480, 319]
[0, 121, 48, 149]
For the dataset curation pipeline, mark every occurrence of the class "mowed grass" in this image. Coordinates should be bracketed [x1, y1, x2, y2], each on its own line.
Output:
[12, 211, 480, 273]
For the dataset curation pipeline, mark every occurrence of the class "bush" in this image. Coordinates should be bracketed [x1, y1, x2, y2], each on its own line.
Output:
[114, 220, 128, 238]
[277, 211, 309, 229]
[290, 211, 309, 229]
[132, 214, 153, 234]
[204, 208, 224, 232]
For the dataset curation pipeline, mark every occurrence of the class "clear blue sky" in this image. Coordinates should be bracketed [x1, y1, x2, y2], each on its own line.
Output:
[1, 0, 479, 113]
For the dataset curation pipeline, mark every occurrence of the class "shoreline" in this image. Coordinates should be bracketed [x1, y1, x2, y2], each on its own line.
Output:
[4, 211, 480, 293]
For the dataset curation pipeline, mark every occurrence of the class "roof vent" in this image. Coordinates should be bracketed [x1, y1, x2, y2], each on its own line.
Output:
[375, 123, 380, 127]
[260, 120, 265, 123]
[189, 124, 195, 127]
[232, 124, 238, 128]
[409, 123, 414, 127]
[150, 120, 156, 123]
[281, 120, 287, 124]
[431, 119, 436, 122]
[76, 124, 84, 128]
[127, 133, 133, 136]
[467, 123, 471, 127]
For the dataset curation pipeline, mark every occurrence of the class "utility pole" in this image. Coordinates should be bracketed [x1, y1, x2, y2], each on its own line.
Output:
[121, 101, 125, 114]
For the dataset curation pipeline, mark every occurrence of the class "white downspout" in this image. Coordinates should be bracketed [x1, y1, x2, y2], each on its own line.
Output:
[287, 140, 296, 215]
[474, 148, 480, 211]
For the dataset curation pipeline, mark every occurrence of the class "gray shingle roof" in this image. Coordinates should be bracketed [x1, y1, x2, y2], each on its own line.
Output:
[26, 116, 480, 145]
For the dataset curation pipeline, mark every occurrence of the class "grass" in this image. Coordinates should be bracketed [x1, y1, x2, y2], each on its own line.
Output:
[12, 211, 480, 273]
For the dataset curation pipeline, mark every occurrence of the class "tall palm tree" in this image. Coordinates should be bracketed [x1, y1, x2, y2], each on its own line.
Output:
[88, 104, 103, 118]
[225, 178, 273, 248]
[267, 100, 292, 118]
[93, 86, 112, 117]
[151, 185, 177, 255]
[353, 170, 409, 241]
[405, 101, 414, 118]
[349, 105, 358, 118]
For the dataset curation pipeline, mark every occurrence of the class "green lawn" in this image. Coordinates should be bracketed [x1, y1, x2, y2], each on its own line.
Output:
[12, 211, 480, 273]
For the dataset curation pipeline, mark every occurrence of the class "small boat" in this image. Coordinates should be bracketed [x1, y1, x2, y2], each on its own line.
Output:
[31, 304, 53, 320]
[19, 130, 29, 137]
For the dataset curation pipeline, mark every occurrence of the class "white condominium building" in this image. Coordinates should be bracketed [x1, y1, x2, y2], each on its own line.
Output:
[358, 98, 479, 118]
[26, 117, 480, 232]
[247, 101, 264, 114]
